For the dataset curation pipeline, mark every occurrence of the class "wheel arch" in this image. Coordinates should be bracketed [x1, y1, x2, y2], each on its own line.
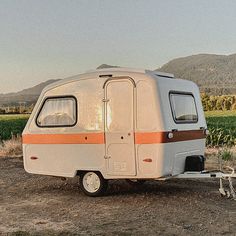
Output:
[76, 170, 105, 178]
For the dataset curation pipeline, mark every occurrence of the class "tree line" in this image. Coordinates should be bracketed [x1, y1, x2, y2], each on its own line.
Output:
[1, 94, 236, 114]
[201, 94, 236, 111]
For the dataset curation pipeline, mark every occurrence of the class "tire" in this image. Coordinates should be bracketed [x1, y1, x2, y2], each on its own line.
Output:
[126, 179, 146, 186]
[79, 171, 108, 197]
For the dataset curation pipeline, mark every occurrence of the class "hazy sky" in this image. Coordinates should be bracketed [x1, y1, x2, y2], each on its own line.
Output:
[1, 0, 236, 93]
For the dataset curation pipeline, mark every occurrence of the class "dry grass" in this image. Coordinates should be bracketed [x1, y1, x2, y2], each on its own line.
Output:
[0, 136, 235, 169]
[205, 146, 236, 157]
[0, 136, 22, 157]
[205, 146, 236, 170]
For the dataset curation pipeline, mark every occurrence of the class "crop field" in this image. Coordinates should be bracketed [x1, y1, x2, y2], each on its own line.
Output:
[205, 111, 236, 147]
[0, 112, 236, 147]
[0, 114, 29, 141]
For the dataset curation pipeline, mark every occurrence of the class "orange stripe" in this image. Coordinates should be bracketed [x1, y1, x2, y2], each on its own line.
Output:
[22, 130, 205, 145]
[22, 133, 105, 144]
[135, 132, 166, 144]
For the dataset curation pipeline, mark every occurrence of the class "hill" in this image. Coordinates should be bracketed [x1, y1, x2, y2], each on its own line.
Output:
[158, 54, 236, 95]
[1, 53, 236, 106]
[0, 79, 60, 106]
[96, 64, 119, 69]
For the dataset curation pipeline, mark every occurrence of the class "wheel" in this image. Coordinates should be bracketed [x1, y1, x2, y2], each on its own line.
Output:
[126, 179, 146, 186]
[79, 171, 108, 197]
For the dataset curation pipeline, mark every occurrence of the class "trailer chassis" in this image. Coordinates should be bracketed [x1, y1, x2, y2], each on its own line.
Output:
[175, 166, 236, 200]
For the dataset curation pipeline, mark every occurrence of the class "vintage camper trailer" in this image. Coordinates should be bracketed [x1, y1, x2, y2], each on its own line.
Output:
[23, 68, 209, 196]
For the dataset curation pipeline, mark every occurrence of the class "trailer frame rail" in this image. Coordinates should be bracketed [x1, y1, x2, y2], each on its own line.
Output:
[175, 166, 236, 200]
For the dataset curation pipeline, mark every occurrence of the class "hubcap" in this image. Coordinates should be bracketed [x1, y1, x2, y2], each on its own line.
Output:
[82, 172, 101, 193]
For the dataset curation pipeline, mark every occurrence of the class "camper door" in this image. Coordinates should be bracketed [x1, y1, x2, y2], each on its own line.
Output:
[104, 78, 136, 176]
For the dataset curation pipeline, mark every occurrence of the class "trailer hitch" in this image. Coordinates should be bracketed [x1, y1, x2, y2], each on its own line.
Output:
[219, 166, 236, 200]
[175, 166, 236, 200]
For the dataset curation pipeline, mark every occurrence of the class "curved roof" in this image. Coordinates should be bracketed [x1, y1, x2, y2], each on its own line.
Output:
[42, 67, 174, 93]
[86, 67, 174, 78]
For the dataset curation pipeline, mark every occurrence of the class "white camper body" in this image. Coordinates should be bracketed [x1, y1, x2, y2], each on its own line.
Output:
[23, 68, 208, 196]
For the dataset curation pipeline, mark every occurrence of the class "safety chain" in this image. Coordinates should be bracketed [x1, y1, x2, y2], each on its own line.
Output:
[228, 177, 236, 200]
[218, 163, 236, 200]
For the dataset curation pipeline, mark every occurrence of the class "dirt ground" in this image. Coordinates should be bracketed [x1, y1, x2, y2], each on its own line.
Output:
[0, 157, 236, 236]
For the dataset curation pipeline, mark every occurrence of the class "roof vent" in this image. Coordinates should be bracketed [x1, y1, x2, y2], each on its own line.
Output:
[99, 74, 113, 78]
[153, 71, 174, 79]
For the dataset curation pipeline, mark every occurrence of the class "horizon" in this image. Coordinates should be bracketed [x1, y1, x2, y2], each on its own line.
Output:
[1, 0, 236, 93]
[0, 51, 234, 95]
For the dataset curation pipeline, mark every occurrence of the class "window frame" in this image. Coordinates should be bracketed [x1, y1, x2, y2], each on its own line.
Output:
[169, 91, 198, 124]
[36, 95, 78, 128]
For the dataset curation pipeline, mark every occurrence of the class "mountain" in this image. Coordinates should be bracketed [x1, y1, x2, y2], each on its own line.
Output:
[1, 54, 236, 107]
[96, 64, 119, 69]
[0, 79, 60, 106]
[158, 54, 236, 95]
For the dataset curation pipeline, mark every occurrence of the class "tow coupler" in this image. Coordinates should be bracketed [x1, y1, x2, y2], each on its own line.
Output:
[175, 166, 236, 200]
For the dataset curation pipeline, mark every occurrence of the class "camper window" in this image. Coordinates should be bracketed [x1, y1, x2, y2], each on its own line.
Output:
[36, 96, 77, 127]
[169, 92, 198, 123]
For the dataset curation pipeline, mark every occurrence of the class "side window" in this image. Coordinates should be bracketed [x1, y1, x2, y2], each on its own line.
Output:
[37, 97, 77, 127]
[170, 93, 198, 123]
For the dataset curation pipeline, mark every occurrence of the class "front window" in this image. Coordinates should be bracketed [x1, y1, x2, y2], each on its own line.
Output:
[37, 96, 77, 127]
[170, 93, 198, 123]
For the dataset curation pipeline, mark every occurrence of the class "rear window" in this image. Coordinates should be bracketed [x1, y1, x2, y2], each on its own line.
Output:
[169, 92, 198, 123]
[36, 96, 77, 127]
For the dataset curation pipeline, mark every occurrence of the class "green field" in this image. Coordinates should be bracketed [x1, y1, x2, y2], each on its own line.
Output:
[0, 114, 29, 141]
[0, 114, 30, 121]
[205, 111, 236, 147]
[205, 110, 236, 117]
[0, 112, 236, 147]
